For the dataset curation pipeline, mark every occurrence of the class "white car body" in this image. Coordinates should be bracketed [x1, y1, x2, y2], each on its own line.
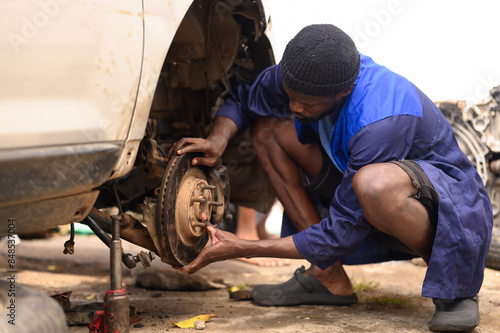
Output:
[0, 0, 276, 235]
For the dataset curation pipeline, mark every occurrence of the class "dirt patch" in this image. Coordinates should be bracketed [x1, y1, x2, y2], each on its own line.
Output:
[1, 234, 499, 332]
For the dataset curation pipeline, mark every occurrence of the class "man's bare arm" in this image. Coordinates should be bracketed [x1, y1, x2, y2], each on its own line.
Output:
[174, 226, 303, 274]
[240, 235, 302, 259]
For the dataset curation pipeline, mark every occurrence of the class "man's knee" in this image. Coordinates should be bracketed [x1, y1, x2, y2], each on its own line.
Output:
[250, 117, 322, 179]
[352, 164, 389, 203]
[252, 118, 275, 151]
[251, 117, 293, 152]
[250, 117, 267, 140]
[353, 162, 417, 212]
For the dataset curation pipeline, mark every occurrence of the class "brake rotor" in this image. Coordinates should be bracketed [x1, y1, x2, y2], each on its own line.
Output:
[157, 153, 224, 266]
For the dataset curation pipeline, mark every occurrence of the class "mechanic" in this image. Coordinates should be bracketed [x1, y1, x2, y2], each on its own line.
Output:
[171, 24, 493, 332]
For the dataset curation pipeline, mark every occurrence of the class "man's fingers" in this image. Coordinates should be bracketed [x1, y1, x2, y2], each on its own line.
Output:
[200, 212, 208, 222]
[206, 225, 219, 244]
[176, 251, 209, 274]
[173, 264, 200, 274]
[168, 138, 208, 157]
[167, 137, 223, 167]
[172, 265, 186, 273]
[166, 138, 192, 161]
[191, 156, 218, 167]
[176, 138, 210, 154]
[173, 226, 222, 274]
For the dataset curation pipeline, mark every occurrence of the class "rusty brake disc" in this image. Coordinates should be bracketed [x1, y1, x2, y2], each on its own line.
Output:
[157, 153, 226, 266]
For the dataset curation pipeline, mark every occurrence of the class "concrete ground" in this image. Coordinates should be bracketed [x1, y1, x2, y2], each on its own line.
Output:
[1, 233, 499, 332]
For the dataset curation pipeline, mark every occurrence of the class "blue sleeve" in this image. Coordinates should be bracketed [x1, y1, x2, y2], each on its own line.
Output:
[292, 115, 421, 269]
[216, 64, 291, 133]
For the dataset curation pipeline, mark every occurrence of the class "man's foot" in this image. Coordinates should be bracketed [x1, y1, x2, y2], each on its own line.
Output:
[303, 261, 354, 296]
[251, 266, 357, 306]
[428, 296, 480, 332]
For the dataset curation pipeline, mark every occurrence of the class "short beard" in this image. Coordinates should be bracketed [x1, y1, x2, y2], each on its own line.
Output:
[295, 107, 335, 125]
[295, 115, 318, 125]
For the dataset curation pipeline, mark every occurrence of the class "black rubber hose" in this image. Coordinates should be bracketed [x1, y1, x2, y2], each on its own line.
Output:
[83, 215, 137, 269]
[84, 215, 111, 247]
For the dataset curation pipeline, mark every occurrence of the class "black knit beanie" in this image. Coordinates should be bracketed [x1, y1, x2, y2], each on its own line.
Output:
[280, 24, 360, 96]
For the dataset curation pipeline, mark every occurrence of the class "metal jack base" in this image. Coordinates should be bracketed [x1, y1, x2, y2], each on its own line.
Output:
[104, 289, 129, 332]
[91, 215, 130, 333]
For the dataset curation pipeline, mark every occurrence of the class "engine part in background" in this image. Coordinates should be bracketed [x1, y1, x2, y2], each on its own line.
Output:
[437, 87, 500, 270]
[464, 86, 500, 153]
[156, 153, 229, 266]
[438, 101, 490, 185]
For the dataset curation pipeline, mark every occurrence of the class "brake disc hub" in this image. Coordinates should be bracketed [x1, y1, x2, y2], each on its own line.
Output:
[156, 153, 229, 266]
[175, 167, 213, 245]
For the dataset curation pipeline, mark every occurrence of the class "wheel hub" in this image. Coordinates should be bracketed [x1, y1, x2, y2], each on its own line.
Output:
[156, 153, 229, 266]
[175, 167, 213, 246]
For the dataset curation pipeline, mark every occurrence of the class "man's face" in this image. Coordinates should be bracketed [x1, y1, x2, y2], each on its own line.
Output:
[283, 83, 352, 124]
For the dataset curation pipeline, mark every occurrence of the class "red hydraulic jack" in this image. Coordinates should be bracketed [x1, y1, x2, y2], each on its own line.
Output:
[89, 216, 130, 333]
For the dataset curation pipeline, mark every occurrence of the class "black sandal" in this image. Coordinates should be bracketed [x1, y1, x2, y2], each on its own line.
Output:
[428, 296, 480, 332]
[251, 266, 358, 306]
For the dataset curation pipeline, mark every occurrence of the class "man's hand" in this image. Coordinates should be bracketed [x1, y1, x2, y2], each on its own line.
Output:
[173, 212, 303, 274]
[173, 224, 244, 274]
[167, 116, 238, 167]
[169, 137, 225, 167]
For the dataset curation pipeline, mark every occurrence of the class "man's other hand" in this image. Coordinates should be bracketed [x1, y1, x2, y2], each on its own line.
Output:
[173, 224, 244, 274]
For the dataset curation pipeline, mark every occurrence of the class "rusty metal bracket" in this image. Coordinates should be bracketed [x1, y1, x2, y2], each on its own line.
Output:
[89, 208, 158, 254]
[140, 139, 167, 180]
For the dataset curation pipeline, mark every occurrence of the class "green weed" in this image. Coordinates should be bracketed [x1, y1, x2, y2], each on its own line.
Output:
[350, 277, 380, 294]
[366, 295, 415, 309]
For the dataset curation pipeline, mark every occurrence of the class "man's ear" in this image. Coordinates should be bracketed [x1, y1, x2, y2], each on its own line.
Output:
[340, 84, 355, 97]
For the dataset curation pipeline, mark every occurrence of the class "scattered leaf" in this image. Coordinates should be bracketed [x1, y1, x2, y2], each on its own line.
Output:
[227, 283, 247, 293]
[47, 265, 58, 272]
[227, 286, 240, 293]
[171, 314, 215, 328]
[85, 293, 97, 300]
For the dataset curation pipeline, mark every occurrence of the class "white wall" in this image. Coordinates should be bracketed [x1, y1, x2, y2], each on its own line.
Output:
[266, 0, 500, 106]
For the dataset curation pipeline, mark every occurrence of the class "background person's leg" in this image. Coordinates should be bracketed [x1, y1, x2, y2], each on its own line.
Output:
[235, 205, 290, 267]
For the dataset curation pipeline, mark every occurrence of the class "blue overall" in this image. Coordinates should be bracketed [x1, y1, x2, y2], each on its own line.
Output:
[217, 54, 493, 299]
